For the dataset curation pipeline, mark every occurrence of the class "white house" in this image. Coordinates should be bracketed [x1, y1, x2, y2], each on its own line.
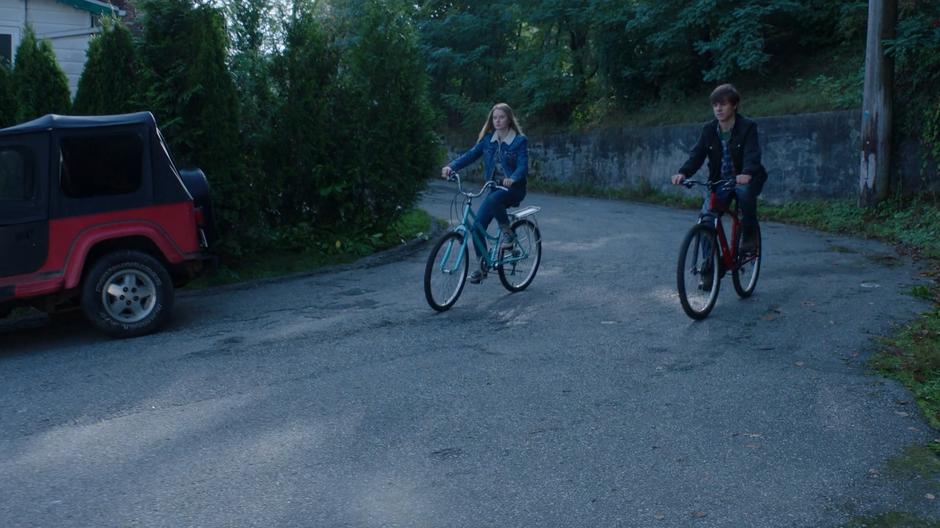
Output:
[0, 0, 123, 95]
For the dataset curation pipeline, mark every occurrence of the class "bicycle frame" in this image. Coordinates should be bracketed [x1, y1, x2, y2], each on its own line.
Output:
[699, 194, 740, 272]
[690, 181, 756, 273]
[436, 175, 535, 274]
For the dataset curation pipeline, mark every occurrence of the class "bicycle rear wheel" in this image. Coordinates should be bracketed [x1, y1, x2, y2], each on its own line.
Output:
[498, 219, 541, 292]
[424, 232, 469, 311]
[677, 224, 720, 320]
[732, 225, 761, 298]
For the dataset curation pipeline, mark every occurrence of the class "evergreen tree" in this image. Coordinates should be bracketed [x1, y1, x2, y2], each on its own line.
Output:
[269, 4, 342, 227]
[340, 0, 437, 227]
[223, 0, 277, 220]
[12, 25, 70, 122]
[73, 18, 143, 115]
[138, 0, 249, 254]
[0, 60, 16, 127]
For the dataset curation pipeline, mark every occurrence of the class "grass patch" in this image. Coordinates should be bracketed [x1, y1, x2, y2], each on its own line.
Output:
[761, 198, 940, 259]
[187, 208, 436, 289]
[886, 445, 940, 481]
[873, 309, 940, 429]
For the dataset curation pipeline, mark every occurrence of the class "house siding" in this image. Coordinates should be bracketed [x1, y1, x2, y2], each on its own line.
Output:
[2, 0, 101, 95]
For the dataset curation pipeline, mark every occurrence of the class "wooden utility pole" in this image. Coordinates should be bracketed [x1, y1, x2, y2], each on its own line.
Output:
[859, 0, 897, 207]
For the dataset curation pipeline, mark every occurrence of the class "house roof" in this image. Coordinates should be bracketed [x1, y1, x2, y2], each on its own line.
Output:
[56, 0, 123, 16]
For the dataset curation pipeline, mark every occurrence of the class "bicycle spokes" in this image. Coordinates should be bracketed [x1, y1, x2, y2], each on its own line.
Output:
[677, 226, 720, 319]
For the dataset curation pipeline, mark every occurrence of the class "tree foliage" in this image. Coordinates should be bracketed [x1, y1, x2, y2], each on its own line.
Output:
[421, 0, 873, 126]
[12, 25, 70, 123]
[138, 0, 249, 254]
[268, 2, 341, 227]
[885, 1, 940, 165]
[73, 18, 143, 115]
[341, 0, 438, 226]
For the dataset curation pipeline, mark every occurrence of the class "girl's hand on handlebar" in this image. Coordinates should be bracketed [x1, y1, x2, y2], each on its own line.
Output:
[736, 174, 752, 185]
[671, 174, 686, 185]
[501, 178, 514, 188]
[441, 166, 452, 179]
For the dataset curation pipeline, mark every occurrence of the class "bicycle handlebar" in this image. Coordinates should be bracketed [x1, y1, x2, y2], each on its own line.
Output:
[447, 172, 509, 197]
[681, 179, 736, 192]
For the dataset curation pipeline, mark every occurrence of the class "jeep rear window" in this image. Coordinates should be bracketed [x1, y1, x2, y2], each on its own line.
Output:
[60, 133, 143, 198]
[0, 147, 34, 201]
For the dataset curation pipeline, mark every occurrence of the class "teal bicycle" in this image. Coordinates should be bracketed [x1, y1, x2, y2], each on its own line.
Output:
[424, 173, 542, 311]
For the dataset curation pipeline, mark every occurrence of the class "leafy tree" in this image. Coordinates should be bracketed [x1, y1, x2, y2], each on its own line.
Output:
[886, 1, 940, 171]
[418, 1, 521, 128]
[12, 25, 70, 122]
[73, 18, 143, 115]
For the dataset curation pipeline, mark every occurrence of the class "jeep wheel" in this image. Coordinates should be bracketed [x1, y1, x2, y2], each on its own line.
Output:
[81, 251, 174, 338]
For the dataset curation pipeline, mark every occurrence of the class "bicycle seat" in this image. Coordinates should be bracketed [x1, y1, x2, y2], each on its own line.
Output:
[508, 206, 540, 221]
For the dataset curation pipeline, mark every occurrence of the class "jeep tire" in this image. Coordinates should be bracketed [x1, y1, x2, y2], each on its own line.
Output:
[81, 251, 174, 338]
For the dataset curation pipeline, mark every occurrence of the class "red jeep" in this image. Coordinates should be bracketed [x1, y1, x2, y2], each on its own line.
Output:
[0, 112, 215, 338]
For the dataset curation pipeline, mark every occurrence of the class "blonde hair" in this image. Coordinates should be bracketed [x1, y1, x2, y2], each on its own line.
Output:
[477, 103, 523, 142]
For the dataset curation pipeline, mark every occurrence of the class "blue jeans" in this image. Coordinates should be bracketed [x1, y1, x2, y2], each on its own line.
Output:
[702, 183, 759, 232]
[473, 186, 526, 259]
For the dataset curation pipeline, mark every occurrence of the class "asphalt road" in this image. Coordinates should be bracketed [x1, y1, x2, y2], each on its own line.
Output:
[1, 181, 937, 527]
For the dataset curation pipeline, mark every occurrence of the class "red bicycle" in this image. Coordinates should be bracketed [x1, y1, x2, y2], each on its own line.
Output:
[676, 179, 762, 319]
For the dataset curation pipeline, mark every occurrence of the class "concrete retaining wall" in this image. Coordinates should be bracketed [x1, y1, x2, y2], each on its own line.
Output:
[446, 110, 939, 203]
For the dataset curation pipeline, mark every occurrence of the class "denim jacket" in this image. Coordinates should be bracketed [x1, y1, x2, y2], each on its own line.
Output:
[448, 131, 528, 187]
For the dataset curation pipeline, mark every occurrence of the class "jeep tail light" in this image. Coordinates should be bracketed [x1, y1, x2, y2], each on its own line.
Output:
[194, 207, 206, 226]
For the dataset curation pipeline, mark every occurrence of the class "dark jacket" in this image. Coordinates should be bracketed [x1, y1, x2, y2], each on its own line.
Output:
[678, 115, 767, 191]
[448, 131, 528, 187]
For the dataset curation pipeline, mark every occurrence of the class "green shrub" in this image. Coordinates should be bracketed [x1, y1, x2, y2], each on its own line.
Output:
[138, 0, 253, 256]
[12, 25, 70, 122]
[73, 18, 143, 115]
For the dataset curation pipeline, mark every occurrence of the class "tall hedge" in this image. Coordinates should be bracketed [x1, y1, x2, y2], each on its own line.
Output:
[340, 0, 437, 227]
[73, 19, 143, 115]
[12, 25, 70, 122]
[138, 0, 251, 254]
[268, 5, 342, 227]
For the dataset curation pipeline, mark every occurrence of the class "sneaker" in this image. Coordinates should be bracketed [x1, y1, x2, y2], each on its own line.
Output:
[500, 231, 516, 250]
[741, 230, 759, 255]
[469, 269, 485, 284]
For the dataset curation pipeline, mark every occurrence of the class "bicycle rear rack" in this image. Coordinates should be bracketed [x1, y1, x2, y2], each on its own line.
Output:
[509, 206, 540, 221]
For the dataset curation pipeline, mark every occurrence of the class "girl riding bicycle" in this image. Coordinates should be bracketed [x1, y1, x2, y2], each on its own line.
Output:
[441, 103, 529, 283]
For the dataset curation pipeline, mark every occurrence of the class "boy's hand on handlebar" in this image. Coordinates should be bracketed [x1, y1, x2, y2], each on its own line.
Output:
[736, 174, 752, 185]
[671, 174, 686, 185]
[501, 178, 514, 188]
[441, 166, 452, 179]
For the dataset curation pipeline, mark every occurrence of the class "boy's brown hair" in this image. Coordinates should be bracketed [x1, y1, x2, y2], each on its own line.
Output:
[709, 84, 740, 106]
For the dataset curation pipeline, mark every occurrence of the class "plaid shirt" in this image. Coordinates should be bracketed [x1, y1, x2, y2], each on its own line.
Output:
[717, 123, 735, 180]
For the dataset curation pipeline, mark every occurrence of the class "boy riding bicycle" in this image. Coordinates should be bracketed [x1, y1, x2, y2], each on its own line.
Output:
[671, 84, 767, 254]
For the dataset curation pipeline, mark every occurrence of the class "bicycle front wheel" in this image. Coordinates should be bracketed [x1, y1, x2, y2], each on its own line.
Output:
[498, 219, 541, 292]
[424, 232, 469, 311]
[732, 225, 761, 298]
[677, 224, 720, 320]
